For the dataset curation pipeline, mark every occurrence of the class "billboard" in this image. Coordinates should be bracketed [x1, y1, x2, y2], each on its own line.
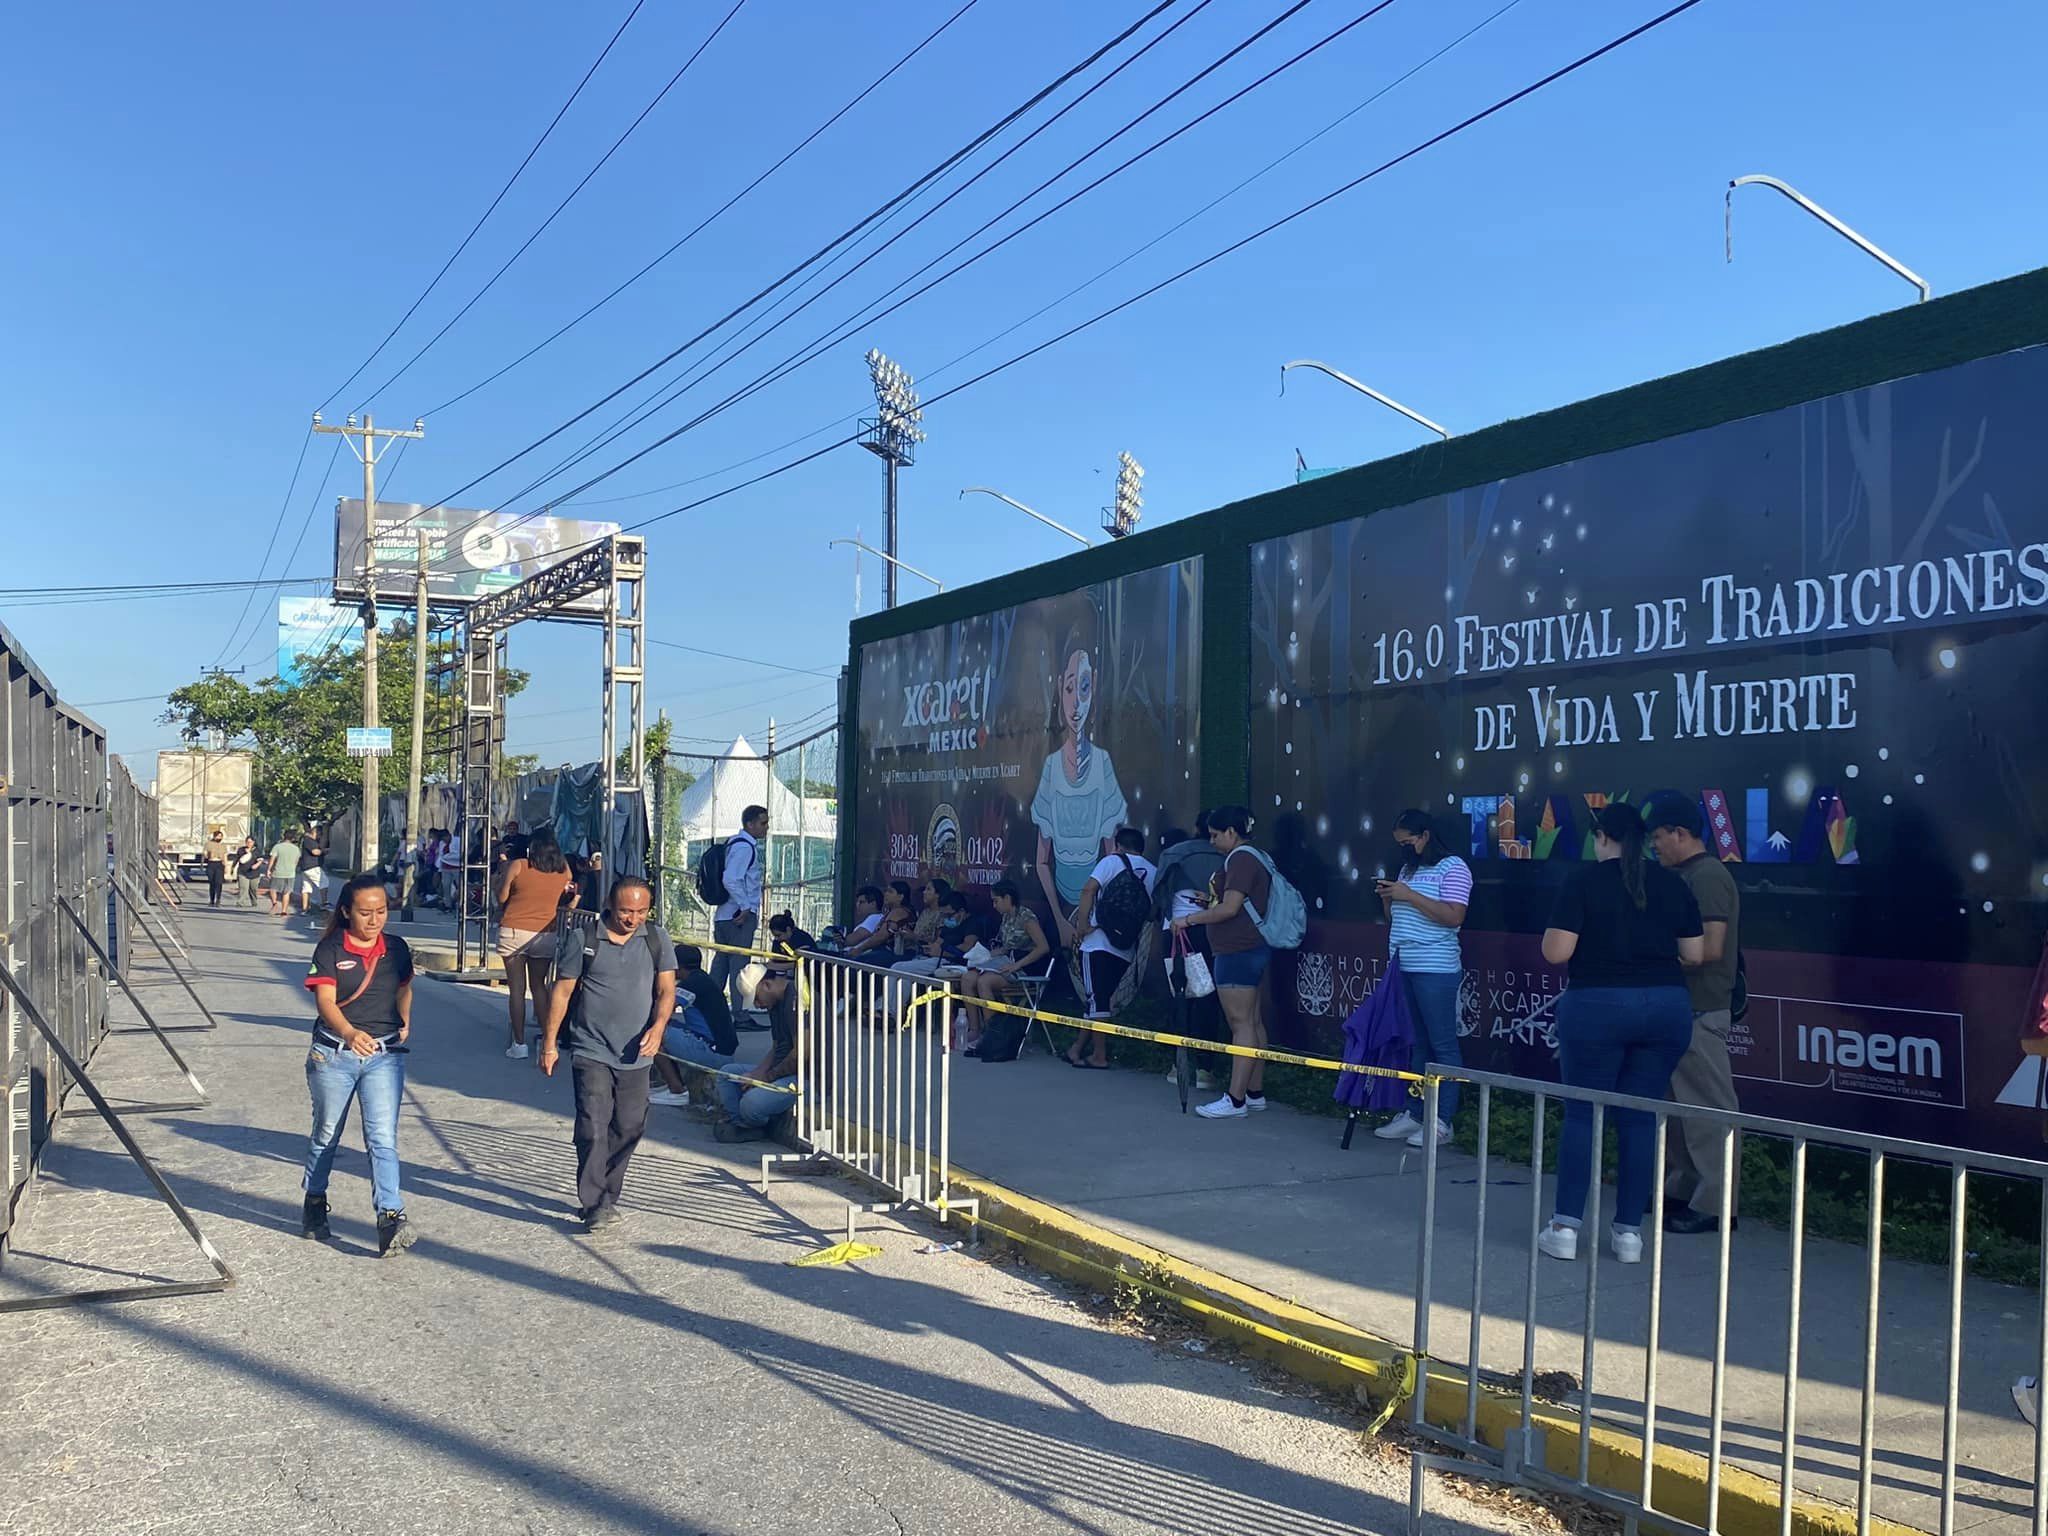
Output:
[1249, 343, 2048, 1156]
[855, 559, 1202, 938]
[332, 500, 621, 610]
[276, 595, 361, 684]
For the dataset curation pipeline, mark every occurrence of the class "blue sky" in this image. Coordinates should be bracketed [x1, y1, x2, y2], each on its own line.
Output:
[4, 0, 2042, 774]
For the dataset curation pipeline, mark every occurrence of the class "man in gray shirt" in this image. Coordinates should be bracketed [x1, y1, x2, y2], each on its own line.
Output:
[540, 877, 677, 1233]
[1647, 794, 1742, 1236]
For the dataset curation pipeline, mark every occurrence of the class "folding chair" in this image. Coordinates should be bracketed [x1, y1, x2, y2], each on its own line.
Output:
[1010, 955, 1060, 1057]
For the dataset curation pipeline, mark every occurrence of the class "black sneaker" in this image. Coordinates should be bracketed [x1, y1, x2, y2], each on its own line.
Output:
[376, 1209, 415, 1257]
[300, 1194, 332, 1241]
[584, 1204, 625, 1234]
[713, 1120, 765, 1144]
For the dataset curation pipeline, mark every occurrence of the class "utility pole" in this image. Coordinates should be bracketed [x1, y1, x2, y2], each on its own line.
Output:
[312, 410, 424, 873]
[401, 530, 429, 920]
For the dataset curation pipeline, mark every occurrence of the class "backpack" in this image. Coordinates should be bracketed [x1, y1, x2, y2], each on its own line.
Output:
[694, 836, 752, 906]
[557, 921, 669, 1010]
[1230, 846, 1306, 950]
[1094, 854, 1152, 951]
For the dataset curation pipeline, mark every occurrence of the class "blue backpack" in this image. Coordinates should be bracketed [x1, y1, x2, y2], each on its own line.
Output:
[1230, 847, 1306, 950]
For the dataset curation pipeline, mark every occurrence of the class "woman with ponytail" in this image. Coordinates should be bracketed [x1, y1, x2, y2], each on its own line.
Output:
[1536, 803, 1703, 1265]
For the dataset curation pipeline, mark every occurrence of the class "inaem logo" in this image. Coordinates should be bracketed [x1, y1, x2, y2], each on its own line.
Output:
[900, 669, 994, 753]
[1798, 1023, 1943, 1079]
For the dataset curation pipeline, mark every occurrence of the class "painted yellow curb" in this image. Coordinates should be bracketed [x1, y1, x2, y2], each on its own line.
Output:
[944, 1165, 1927, 1536]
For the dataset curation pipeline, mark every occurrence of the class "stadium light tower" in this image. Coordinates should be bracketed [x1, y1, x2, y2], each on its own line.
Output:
[1103, 451, 1143, 540]
[859, 349, 926, 608]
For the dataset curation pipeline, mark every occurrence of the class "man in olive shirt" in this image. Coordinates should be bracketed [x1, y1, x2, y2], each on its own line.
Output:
[1648, 794, 1742, 1235]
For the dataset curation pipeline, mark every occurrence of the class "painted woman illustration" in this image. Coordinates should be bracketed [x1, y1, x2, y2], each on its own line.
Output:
[1031, 619, 1128, 946]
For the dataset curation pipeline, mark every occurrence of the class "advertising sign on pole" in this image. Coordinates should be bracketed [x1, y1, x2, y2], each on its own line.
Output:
[332, 501, 621, 612]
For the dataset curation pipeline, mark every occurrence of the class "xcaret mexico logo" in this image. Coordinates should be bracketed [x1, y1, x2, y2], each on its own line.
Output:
[900, 667, 995, 753]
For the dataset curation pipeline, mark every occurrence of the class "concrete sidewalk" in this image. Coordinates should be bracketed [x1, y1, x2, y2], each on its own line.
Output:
[0, 907, 1519, 1536]
[946, 1042, 2043, 1535]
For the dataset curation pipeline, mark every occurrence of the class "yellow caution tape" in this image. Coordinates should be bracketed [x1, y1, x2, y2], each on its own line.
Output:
[1364, 1351, 1422, 1434]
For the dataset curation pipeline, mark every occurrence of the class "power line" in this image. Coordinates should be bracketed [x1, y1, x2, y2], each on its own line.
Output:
[467, 0, 1233, 533]
[218, 437, 347, 665]
[352, 0, 751, 413]
[316, 1, 650, 413]
[648, 639, 837, 679]
[398, 0, 1184, 526]
[419, 0, 986, 420]
[547, 0, 1524, 517]
[473, 0, 1394, 524]
[210, 427, 313, 668]
[567, 0, 1704, 552]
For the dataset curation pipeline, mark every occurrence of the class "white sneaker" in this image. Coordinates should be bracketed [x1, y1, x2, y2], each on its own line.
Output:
[1375, 1112, 1421, 1141]
[1537, 1222, 1579, 1261]
[2016, 1376, 2039, 1426]
[1195, 1094, 1248, 1120]
[648, 1088, 690, 1108]
[1197, 1071, 1224, 1092]
[1165, 1065, 1182, 1085]
[1243, 1094, 1268, 1112]
[1405, 1117, 1452, 1149]
[504, 1043, 529, 1060]
[1610, 1227, 1644, 1265]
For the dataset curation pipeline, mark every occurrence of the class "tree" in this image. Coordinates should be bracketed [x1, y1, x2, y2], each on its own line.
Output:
[159, 622, 528, 824]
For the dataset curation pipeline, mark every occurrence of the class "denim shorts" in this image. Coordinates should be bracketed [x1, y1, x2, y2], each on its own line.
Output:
[1211, 946, 1271, 989]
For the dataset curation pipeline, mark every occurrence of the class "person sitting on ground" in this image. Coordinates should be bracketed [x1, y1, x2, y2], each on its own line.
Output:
[1067, 825, 1157, 1068]
[495, 830, 579, 1060]
[842, 886, 891, 958]
[650, 945, 740, 1106]
[713, 966, 800, 1143]
[958, 880, 1053, 1059]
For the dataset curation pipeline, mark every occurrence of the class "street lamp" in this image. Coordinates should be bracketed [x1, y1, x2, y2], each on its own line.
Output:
[858, 349, 926, 608]
[828, 538, 944, 594]
[958, 487, 1093, 548]
[1280, 360, 1451, 440]
[1103, 452, 1143, 540]
[1725, 175, 1931, 304]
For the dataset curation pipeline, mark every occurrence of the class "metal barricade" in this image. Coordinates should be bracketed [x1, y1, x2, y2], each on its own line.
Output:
[1405, 1066, 2048, 1536]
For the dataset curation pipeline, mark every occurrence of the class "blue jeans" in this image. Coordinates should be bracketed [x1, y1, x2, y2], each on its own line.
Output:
[662, 1024, 733, 1071]
[304, 1043, 405, 1213]
[712, 914, 758, 1012]
[1400, 968, 1463, 1122]
[1552, 985, 1692, 1232]
[717, 1070, 797, 1129]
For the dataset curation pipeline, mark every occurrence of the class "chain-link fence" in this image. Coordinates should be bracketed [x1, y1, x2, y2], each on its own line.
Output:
[653, 723, 839, 937]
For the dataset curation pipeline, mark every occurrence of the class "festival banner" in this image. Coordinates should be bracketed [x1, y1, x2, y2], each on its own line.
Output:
[1251, 344, 2048, 1156]
[855, 560, 1202, 941]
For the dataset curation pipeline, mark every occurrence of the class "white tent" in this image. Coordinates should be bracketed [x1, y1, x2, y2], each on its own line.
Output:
[672, 735, 835, 844]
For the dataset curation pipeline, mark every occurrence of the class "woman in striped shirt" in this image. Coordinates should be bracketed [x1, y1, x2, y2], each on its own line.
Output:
[1374, 809, 1472, 1148]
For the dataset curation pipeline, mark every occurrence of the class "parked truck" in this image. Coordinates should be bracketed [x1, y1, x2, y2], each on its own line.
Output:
[154, 750, 253, 881]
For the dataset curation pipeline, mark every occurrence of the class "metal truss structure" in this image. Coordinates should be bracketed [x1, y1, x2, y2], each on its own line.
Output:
[443, 536, 646, 975]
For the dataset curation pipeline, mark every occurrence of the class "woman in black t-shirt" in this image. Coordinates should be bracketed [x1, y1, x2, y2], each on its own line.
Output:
[301, 874, 418, 1256]
[1537, 803, 1703, 1267]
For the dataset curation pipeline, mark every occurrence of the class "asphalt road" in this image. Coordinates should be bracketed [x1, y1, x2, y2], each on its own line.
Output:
[0, 903, 1521, 1536]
